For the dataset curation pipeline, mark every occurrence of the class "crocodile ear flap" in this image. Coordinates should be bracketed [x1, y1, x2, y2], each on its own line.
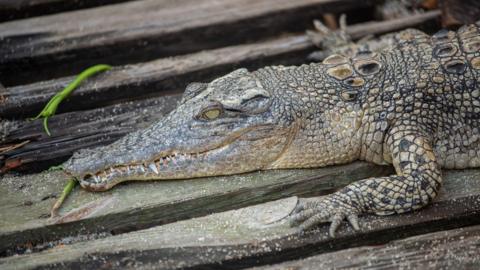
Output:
[180, 82, 208, 104]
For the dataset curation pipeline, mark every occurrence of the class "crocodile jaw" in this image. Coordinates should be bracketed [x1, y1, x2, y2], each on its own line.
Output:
[68, 126, 292, 191]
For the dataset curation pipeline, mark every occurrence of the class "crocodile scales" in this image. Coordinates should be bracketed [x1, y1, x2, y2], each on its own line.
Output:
[64, 22, 480, 236]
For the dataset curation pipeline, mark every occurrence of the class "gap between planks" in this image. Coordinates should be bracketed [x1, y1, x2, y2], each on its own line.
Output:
[0, 0, 376, 86]
[0, 10, 441, 118]
[251, 224, 480, 269]
[0, 168, 479, 269]
[0, 0, 135, 22]
[0, 162, 393, 256]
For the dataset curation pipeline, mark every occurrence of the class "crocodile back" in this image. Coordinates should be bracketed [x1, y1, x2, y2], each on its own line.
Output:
[356, 23, 480, 169]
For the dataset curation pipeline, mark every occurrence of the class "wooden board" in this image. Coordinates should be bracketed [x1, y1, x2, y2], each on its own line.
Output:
[254, 225, 480, 269]
[0, 0, 376, 86]
[1, 168, 479, 269]
[0, 34, 315, 118]
[0, 0, 134, 22]
[0, 11, 441, 119]
[0, 162, 393, 256]
[1, 95, 181, 173]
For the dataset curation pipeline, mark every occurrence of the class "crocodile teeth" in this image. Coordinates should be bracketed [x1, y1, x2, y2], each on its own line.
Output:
[149, 163, 159, 174]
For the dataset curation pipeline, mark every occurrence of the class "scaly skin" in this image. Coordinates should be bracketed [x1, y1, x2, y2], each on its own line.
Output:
[64, 22, 480, 236]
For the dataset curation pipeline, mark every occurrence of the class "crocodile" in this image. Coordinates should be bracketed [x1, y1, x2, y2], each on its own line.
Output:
[63, 22, 480, 236]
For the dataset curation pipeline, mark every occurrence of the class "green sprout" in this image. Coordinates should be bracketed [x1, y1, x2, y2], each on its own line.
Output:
[32, 64, 112, 136]
[33, 64, 111, 217]
[50, 178, 78, 218]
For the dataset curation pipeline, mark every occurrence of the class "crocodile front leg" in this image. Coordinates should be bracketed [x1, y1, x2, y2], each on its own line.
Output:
[290, 123, 442, 237]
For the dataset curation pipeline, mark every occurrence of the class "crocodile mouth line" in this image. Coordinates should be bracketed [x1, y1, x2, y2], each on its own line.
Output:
[77, 124, 279, 191]
[79, 149, 218, 191]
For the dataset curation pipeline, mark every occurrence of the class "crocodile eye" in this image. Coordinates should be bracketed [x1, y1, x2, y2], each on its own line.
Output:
[203, 109, 221, 119]
[198, 105, 223, 121]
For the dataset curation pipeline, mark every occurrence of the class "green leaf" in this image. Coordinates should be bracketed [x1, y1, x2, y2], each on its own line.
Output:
[32, 64, 112, 136]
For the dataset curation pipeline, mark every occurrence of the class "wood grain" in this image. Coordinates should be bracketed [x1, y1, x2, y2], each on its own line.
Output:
[1, 11, 441, 119]
[0, 0, 134, 22]
[1, 95, 181, 172]
[254, 225, 480, 269]
[0, 162, 393, 256]
[0, 34, 314, 118]
[1, 168, 478, 269]
[0, 0, 375, 86]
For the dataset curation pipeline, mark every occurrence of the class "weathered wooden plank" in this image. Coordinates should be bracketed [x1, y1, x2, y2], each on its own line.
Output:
[1, 95, 181, 173]
[1, 169, 479, 269]
[440, 0, 480, 28]
[0, 81, 5, 105]
[0, 11, 441, 119]
[0, 34, 314, 119]
[0, 0, 375, 86]
[0, 0, 134, 22]
[254, 225, 480, 269]
[0, 162, 393, 256]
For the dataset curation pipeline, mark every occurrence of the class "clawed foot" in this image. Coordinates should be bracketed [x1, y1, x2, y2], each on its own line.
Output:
[307, 14, 351, 51]
[289, 196, 361, 237]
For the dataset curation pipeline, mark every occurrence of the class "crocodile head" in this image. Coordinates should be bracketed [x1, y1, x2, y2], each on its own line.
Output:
[64, 68, 298, 191]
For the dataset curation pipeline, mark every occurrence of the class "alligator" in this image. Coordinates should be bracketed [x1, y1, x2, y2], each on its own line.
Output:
[63, 21, 480, 237]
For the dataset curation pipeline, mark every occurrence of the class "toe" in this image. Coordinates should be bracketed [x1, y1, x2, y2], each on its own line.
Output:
[292, 201, 306, 214]
[328, 213, 345, 237]
[339, 14, 347, 31]
[289, 208, 316, 226]
[298, 212, 329, 232]
[313, 19, 330, 34]
[346, 214, 360, 231]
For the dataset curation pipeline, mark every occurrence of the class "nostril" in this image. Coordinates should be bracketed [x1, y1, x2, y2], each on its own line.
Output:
[83, 173, 93, 181]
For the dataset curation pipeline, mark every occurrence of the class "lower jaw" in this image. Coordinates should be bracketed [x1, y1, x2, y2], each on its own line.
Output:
[79, 171, 217, 191]
[79, 178, 121, 191]
[78, 166, 258, 191]
[79, 174, 172, 191]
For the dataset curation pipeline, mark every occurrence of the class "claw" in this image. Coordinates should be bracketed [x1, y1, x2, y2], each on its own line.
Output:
[307, 14, 352, 55]
[289, 197, 361, 238]
[347, 214, 360, 231]
[339, 14, 347, 32]
[313, 19, 330, 34]
[329, 213, 344, 237]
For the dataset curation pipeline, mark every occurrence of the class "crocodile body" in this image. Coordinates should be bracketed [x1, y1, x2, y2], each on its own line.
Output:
[64, 22, 480, 236]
